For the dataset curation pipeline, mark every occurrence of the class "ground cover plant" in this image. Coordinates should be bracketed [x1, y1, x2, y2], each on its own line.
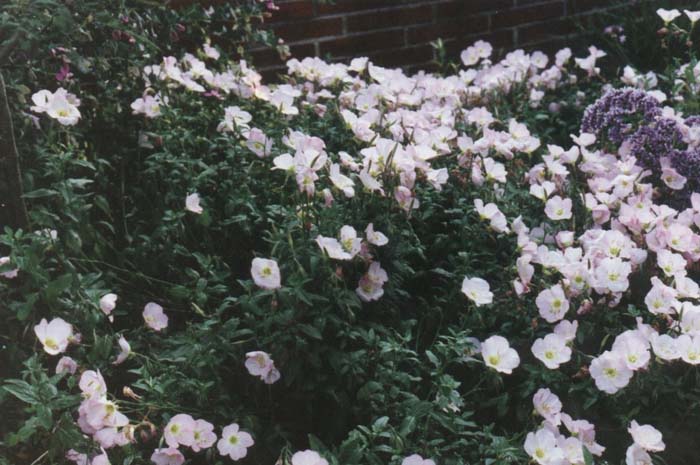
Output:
[3, 1, 700, 465]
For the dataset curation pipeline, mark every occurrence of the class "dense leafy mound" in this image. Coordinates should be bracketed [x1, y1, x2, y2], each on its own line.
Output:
[3, 2, 700, 465]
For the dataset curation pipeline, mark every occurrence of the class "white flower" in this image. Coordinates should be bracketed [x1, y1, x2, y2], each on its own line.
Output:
[474, 199, 509, 233]
[316, 226, 362, 260]
[612, 331, 650, 371]
[593, 257, 631, 293]
[644, 278, 679, 315]
[553, 320, 578, 343]
[589, 350, 633, 394]
[113, 336, 131, 365]
[217, 423, 254, 460]
[481, 335, 520, 374]
[649, 333, 680, 361]
[531, 333, 571, 369]
[685, 10, 700, 23]
[401, 454, 436, 465]
[31, 88, 81, 125]
[185, 193, 203, 214]
[251, 258, 281, 290]
[532, 388, 562, 426]
[657, 8, 681, 23]
[365, 223, 388, 246]
[329, 164, 355, 198]
[676, 334, 700, 364]
[99, 293, 118, 318]
[657, 249, 686, 277]
[625, 444, 652, 465]
[131, 94, 163, 118]
[461, 277, 493, 306]
[291, 450, 329, 465]
[544, 196, 572, 220]
[628, 420, 665, 452]
[524, 428, 565, 465]
[535, 284, 569, 323]
[203, 42, 220, 60]
[34, 318, 73, 355]
[46, 93, 81, 125]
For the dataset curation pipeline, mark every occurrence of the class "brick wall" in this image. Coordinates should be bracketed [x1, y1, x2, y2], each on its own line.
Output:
[253, 0, 630, 78]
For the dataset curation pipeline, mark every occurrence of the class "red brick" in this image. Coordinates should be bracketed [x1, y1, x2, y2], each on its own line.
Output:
[346, 5, 433, 32]
[366, 44, 434, 68]
[317, 0, 427, 15]
[273, 17, 342, 42]
[570, 0, 616, 13]
[492, 2, 564, 30]
[435, 0, 513, 18]
[517, 17, 576, 44]
[407, 16, 489, 44]
[268, 0, 314, 22]
[319, 30, 405, 57]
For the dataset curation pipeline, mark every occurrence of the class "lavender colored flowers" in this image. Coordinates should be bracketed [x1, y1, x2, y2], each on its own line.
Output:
[581, 88, 662, 145]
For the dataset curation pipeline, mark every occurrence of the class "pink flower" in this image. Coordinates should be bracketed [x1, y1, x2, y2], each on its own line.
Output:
[291, 450, 329, 465]
[34, 317, 73, 355]
[151, 448, 185, 465]
[185, 193, 203, 214]
[91, 452, 111, 465]
[143, 303, 168, 331]
[217, 423, 254, 460]
[535, 284, 570, 323]
[245, 128, 273, 158]
[628, 420, 665, 452]
[99, 293, 118, 320]
[66, 449, 88, 465]
[544, 196, 572, 220]
[56, 356, 78, 375]
[55, 63, 73, 82]
[113, 336, 131, 365]
[245, 351, 281, 384]
[79, 370, 107, 399]
[401, 454, 436, 465]
[164, 414, 196, 448]
[192, 419, 217, 452]
[365, 223, 388, 246]
[83, 397, 129, 430]
[356, 262, 389, 302]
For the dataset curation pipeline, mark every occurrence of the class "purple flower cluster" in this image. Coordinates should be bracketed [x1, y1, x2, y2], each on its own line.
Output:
[581, 88, 661, 144]
[669, 147, 700, 205]
[625, 118, 683, 173]
[581, 88, 700, 207]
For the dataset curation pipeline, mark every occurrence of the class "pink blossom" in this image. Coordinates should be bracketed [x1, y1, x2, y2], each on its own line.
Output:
[143, 303, 168, 331]
[245, 351, 281, 384]
[192, 419, 217, 452]
[151, 448, 185, 465]
[164, 414, 196, 448]
[56, 356, 78, 375]
[217, 423, 254, 460]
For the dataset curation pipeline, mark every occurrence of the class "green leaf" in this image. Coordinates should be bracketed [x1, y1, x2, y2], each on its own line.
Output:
[23, 188, 59, 199]
[3, 380, 37, 404]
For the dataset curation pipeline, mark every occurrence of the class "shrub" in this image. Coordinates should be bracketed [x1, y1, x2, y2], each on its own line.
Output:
[3, 4, 700, 465]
